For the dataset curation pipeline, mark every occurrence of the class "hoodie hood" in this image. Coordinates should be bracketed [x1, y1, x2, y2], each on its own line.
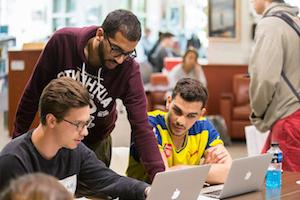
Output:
[263, 2, 299, 17]
[76, 26, 99, 63]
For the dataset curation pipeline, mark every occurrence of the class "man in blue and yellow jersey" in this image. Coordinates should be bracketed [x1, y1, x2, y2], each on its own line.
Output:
[127, 78, 232, 184]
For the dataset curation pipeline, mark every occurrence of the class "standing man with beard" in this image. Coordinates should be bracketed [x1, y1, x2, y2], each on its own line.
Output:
[12, 9, 165, 181]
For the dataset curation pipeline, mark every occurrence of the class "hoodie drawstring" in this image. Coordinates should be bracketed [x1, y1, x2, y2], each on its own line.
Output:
[82, 63, 86, 86]
[82, 62, 102, 86]
[97, 68, 101, 85]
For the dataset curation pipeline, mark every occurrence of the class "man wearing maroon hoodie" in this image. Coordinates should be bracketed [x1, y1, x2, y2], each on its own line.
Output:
[12, 9, 165, 181]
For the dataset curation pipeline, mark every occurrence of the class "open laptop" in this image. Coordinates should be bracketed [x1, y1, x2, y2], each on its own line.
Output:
[147, 165, 211, 200]
[200, 153, 273, 199]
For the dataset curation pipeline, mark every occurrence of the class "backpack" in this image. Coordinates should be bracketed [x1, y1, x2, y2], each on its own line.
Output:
[265, 12, 300, 101]
[207, 115, 232, 146]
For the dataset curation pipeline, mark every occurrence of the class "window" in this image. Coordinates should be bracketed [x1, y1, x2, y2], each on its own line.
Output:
[51, 0, 76, 31]
[50, 0, 104, 31]
[130, 0, 147, 28]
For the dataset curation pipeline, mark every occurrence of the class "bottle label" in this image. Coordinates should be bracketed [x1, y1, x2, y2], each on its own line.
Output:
[272, 152, 283, 163]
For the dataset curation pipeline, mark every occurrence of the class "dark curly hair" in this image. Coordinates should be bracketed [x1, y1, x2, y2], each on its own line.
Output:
[172, 78, 208, 107]
[102, 9, 141, 41]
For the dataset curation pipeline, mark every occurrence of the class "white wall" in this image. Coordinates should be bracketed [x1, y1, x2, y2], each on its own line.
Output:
[1, 0, 50, 48]
[207, 0, 253, 64]
[146, 0, 162, 39]
[0, 0, 2, 25]
[1, 0, 128, 48]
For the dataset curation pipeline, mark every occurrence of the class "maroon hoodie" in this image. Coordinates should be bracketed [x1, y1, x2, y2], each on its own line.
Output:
[12, 26, 164, 181]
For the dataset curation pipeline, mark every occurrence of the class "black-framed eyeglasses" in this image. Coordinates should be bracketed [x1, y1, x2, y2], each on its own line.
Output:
[105, 34, 137, 59]
[63, 117, 93, 132]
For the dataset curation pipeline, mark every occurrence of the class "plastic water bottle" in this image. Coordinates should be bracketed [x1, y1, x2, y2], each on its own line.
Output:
[266, 142, 282, 188]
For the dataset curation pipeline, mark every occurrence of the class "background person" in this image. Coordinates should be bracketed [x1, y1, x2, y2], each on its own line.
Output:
[186, 33, 201, 52]
[149, 32, 177, 72]
[249, 0, 300, 172]
[167, 48, 207, 89]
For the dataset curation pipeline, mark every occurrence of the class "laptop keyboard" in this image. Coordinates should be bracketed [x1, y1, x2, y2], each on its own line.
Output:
[200, 184, 224, 197]
[204, 189, 222, 196]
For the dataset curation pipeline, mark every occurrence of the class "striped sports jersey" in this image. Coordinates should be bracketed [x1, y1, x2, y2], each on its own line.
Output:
[127, 110, 223, 182]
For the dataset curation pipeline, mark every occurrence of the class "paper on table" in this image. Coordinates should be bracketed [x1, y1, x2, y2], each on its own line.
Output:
[245, 125, 269, 156]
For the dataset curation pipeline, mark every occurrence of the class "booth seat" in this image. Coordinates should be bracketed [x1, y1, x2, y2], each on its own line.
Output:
[148, 73, 169, 111]
[219, 74, 251, 139]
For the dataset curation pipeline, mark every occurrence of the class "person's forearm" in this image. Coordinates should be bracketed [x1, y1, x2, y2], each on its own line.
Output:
[206, 163, 231, 184]
[137, 138, 165, 181]
[125, 64, 166, 181]
[168, 165, 195, 170]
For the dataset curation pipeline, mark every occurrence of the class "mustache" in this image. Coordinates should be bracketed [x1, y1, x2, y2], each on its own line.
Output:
[105, 59, 118, 65]
[174, 122, 185, 129]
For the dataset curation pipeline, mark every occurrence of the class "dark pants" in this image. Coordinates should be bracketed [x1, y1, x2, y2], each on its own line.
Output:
[88, 135, 112, 167]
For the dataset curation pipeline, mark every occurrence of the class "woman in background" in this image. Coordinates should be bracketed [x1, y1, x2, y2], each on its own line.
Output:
[168, 48, 207, 89]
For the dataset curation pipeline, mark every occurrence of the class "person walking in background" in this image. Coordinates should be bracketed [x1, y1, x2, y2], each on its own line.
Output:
[186, 33, 201, 52]
[168, 48, 207, 89]
[147, 31, 163, 65]
[127, 78, 232, 184]
[249, 0, 300, 171]
[12, 9, 164, 181]
[149, 32, 177, 72]
[0, 77, 149, 199]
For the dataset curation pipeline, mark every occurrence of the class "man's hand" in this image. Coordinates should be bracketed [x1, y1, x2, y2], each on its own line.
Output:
[204, 145, 230, 164]
[204, 145, 232, 184]
[144, 186, 151, 197]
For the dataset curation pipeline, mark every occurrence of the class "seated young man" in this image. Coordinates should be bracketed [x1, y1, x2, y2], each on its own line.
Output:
[0, 77, 149, 200]
[127, 78, 232, 184]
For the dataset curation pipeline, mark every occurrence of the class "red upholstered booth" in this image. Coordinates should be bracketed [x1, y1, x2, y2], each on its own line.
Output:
[219, 74, 251, 139]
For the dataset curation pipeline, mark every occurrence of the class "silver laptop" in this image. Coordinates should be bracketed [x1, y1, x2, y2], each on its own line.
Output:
[147, 165, 211, 200]
[200, 153, 273, 199]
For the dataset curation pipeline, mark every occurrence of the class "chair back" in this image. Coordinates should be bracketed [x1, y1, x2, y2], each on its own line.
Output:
[149, 73, 169, 111]
[233, 74, 250, 106]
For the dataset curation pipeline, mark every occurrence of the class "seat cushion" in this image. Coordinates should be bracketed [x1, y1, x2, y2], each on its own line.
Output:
[233, 104, 251, 120]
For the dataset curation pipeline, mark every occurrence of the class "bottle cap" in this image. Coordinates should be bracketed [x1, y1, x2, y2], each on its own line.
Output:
[271, 141, 279, 147]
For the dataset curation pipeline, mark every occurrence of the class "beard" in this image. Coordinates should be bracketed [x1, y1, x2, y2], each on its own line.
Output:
[98, 41, 119, 70]
[98, 41, 106, 67]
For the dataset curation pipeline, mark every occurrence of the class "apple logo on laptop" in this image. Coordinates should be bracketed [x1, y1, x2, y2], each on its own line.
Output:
[244, 171, 252, 180]
[171, 188, 181, 199]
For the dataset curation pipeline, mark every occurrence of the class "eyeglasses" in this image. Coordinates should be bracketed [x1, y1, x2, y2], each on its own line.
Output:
[63, 117, 93, 132]
[105, 34, 137, 59]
